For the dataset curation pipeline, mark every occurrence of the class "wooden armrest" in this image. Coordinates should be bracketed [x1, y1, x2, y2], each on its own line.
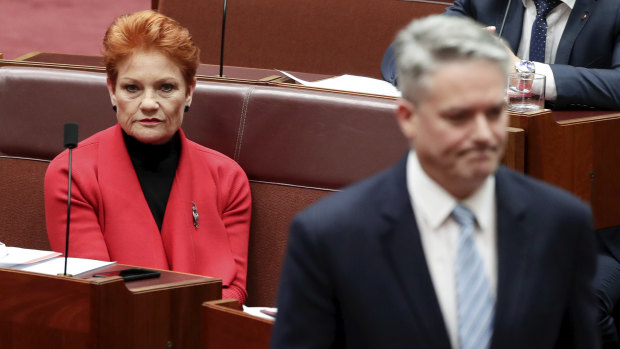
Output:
[206, 298, 243, 311]
[202, 300, 274, 349]
[503, 127, 525, 173]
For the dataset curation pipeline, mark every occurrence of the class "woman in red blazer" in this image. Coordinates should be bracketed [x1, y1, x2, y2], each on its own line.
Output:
[44, 10, 251, 304]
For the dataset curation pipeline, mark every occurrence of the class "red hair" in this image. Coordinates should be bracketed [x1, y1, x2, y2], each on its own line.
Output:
[103, 10, 200, 88]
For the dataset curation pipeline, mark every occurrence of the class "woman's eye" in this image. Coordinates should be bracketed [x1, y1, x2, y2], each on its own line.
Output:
[161, 84, 174, 92]
[124, 85, 139, 93]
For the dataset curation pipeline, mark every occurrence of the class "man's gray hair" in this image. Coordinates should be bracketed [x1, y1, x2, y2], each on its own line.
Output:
[395, 15, 512, 103]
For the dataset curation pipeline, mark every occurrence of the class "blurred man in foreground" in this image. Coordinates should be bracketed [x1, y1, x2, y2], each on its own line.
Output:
[272, 15, 598, 349]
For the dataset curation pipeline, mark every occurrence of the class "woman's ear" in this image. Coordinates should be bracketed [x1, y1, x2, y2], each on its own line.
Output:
[106, 78, 117, 107]
[185, 78, 197, 107]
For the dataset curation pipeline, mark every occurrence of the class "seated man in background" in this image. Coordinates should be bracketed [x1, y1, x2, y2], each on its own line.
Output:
[272, 14, 598, 349]
[381, 0, 620, 110]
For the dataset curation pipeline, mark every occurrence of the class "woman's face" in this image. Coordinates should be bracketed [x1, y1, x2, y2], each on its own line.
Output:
[107, 50, 195, 144]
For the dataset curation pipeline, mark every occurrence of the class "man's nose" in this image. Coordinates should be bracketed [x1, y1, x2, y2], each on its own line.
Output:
[472, 114, 494, 142]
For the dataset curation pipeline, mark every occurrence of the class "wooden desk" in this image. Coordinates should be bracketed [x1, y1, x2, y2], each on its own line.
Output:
[202, 299, 273, 349]
[0, 265, 221, 349]
[509, 109, 620, 229]
[14, 52, 331, 83]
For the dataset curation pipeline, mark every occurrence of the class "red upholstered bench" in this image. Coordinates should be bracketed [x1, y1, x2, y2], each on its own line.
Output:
[0, 65, 405, 307]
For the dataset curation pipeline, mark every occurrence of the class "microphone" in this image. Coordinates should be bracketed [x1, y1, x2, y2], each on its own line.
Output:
[219, 0, 228, 77]
[60, 122, 78, 276]
[498, 0, 512, 38]
[64, 123, 78, 149]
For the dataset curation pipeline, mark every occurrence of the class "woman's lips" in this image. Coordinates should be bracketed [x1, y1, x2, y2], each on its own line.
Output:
[139, 118, 162, 125]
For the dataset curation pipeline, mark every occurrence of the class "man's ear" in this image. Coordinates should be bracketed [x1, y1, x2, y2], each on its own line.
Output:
[395, 98, 417, 140]
[106, 78, 117, 107]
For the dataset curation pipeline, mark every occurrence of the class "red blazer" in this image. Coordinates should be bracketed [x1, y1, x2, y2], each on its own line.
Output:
[45, 125, 251, 303]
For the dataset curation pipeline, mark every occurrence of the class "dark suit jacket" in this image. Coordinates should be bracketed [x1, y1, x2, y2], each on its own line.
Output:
[381, 0, 620, 109]
[271, 157, 599, 348]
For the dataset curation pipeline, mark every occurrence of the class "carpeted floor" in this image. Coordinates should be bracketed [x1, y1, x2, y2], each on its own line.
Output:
[0, 0, 150, 59]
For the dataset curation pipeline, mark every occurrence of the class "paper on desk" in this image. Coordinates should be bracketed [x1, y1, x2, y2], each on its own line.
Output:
[9, 257, 115, 276]
[277, 70, 401, 98]
[0, 246, 61, 266]
[243, 305, 278, 320]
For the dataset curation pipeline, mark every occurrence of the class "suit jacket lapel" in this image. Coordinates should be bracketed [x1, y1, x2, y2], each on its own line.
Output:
[378, 156, 452, 349]
[490, 167, 532, 348]
[555, 0, 594, 64]
[498, 0, 526, 53]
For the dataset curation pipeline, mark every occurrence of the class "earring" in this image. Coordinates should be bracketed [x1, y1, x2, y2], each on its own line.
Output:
[112, 105, 117, 112]
[184, 105, 190, 113]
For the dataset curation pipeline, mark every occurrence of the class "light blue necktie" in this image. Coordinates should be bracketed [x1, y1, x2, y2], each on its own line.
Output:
[529, 0, 562, 62]
[453, 204, 494, 349]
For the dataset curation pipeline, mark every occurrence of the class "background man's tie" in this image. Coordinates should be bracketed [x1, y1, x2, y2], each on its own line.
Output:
[453, 204, 494, 349]
[529, 0, 563, 62]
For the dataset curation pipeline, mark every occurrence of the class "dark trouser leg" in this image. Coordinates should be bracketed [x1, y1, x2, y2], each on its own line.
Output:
[594, 252, 620, 348]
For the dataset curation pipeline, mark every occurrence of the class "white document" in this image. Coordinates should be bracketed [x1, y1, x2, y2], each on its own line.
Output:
[8, 257, 115, 276]
[0, 246, 61, 266]
[242, 305, 277, 320]
[278, 70, 401, 98]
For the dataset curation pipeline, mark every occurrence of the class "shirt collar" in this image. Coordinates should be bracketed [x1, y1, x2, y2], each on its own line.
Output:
[522, 0, 575, 9]
[407, 150, 495, 231]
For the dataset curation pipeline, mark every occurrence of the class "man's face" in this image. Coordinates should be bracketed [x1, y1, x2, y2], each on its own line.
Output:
[397, 59, 508, 198]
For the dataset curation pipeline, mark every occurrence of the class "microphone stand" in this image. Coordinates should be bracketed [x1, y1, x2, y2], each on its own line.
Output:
[219, 0, 228, 77]
[498, 0, 512, 38]
[62, 148, 73, 276]
[60, 123, 78, 277]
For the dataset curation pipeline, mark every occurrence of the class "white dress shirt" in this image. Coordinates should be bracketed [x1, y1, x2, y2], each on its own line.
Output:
[517, 0, 574, 101]
[406, 151, 498, 349]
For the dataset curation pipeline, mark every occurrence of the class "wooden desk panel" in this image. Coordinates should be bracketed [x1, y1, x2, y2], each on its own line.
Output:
[13, 52, 331, 83]
[202, 299, 273, 349]
[0, 265, 221, 349]
[509, 109, 620, 229]
[590, 117, 620, 229]
[157, 0, 450, 78]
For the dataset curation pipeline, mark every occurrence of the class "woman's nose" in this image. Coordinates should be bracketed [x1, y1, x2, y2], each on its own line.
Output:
[140, 90, 159, 110]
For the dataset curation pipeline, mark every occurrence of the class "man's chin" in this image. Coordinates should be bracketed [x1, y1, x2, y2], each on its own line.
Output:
[460, 158, 500, 179]
[471, 162, 500, 178]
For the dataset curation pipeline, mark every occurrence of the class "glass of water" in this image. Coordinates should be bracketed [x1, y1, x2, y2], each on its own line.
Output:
[507, 73, 546, 113]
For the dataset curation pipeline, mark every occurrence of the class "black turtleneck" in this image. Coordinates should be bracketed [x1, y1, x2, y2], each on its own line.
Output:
[123, 131, 181, 231]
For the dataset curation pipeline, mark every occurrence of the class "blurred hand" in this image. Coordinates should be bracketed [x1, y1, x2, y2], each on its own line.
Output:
[485, 26, 520, 68]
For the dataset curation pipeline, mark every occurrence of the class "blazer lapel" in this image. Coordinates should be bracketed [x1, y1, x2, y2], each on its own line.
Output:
[378, 157, 452, 349]
[98, 125, 158, 225]
[490, 167, 532, 348]
[97, 125, 168, 263]
[555, 0, 594, 64]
